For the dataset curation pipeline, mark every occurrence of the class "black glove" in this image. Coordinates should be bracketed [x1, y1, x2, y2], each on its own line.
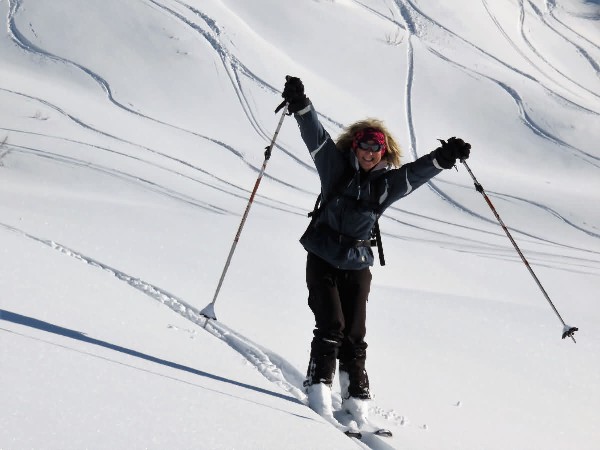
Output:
[435, 137, 471, 169]
[275, 76, 310, 114]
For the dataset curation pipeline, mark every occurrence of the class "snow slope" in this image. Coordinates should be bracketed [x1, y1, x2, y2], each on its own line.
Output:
[1, 0, 599, 448]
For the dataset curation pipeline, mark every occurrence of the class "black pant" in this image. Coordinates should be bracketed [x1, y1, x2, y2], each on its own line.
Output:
[305, 252, 371, 399]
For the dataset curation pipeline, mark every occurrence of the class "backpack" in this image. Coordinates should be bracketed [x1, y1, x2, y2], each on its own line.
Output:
[307, 178, 386, 266]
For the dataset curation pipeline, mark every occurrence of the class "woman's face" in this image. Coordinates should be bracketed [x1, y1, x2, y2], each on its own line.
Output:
[354, 139, 383, 171]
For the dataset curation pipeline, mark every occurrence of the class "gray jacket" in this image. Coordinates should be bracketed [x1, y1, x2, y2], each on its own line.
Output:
[295, 103, 444, 270]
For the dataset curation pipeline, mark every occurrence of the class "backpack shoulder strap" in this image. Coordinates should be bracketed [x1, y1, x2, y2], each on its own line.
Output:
[371, 218, 385, 266]
[308, 169, 355, 218]
[307, 193, 322, 218]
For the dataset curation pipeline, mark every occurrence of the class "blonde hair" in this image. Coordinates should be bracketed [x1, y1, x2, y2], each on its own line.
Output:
[335, 118, 402, 168]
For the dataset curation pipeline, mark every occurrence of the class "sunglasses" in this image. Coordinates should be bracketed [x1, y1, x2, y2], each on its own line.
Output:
[358, 141, 383, 152]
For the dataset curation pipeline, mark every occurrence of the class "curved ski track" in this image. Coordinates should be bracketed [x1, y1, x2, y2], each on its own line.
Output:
[0, 124, 306, 217]
[148, 0, 341, 170]
[545, 0, 600, 51]
[3, 2, 600, 445]
[482, 0, 599, 99]
[4, 0, 599, 274]
[393, 0, 600, 115]
[519, 0, 599, 99]
[389, 0, 600, 254]
[5, 0, 317, 203]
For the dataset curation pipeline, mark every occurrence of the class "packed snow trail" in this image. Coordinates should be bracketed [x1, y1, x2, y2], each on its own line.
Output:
[0, 220, 296, 393]
[0, 220, 407, 448]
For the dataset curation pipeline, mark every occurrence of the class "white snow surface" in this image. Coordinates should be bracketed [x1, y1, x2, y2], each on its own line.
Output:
[1, 0, 599, 449]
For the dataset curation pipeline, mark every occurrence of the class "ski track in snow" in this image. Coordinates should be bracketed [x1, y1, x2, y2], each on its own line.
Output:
[6, 119, 598, 275]
[350, 0, 600, 281]
[513, 0, 600, 101]
[0, 85, 313, 212]
[492, 189, 600, 240]
[3, 1, 599, 447]
[4, 0, 314, 197]
[381, 209, 600, 275]
[191, 0, 600, 271]
[0, 129, 307, 217]
[147, 0, 338, 172]
[545, 0, 600, 52]
[426, 48, 600, 168]
[388, 0, 600, 258]
[5, 0, 189, 135]
[0, 220, 408, 448]
[356, 0, 600, 260]
[6, 0, 599, 266]
[394, 0, 600, 115]
[378, 0, 600, 272]
[392, 0, 517, 232]
[523, 0, 600, 81]
[391, 0, 600, 164]
[6, 144, 233, 214]
[0, 221, 307, 402]
[482, 0, 599, 99]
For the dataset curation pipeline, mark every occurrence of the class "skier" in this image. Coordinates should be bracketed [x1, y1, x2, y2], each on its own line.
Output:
[280, 76, 471, 429]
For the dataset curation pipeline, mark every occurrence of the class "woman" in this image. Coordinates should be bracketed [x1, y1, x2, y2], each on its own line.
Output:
[281, 76, 470, 428]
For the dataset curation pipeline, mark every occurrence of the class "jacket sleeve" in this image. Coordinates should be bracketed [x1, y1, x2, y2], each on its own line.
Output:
[294, 102, 347, 197]
[378, 151, 444, 211]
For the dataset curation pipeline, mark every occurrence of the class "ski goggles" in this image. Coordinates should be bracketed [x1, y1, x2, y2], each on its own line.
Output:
[358, 141, 383, 152]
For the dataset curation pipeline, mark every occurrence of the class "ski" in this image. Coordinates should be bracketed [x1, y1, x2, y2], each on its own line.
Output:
[355, 423, 393, 438]
[333, 407, 394, 439]
[372, 428, 393, 437]
[344, 430, 362, 439]
[344, 427, 392, 440]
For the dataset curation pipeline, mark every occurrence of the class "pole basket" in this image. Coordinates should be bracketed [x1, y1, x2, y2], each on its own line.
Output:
[562, 325, 578, 342]
[200, 303, 217, 320]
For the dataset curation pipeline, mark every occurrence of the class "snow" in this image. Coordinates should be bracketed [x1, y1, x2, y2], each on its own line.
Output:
[1, 0, 599, 448]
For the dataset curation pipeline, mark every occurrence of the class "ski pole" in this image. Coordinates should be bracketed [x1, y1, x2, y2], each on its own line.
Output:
[200, 104, 289, 321]
[461, 160, 578, 343]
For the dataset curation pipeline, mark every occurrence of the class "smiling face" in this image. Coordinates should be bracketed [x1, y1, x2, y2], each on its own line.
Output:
[355, 139, 384, 171]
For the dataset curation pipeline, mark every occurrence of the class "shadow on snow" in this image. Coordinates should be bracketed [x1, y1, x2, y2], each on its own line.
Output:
[0, 309, 303, 406]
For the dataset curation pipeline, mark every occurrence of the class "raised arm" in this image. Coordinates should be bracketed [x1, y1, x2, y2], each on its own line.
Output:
[379, 137, 471, 210]
[281, 76, 347, 195]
